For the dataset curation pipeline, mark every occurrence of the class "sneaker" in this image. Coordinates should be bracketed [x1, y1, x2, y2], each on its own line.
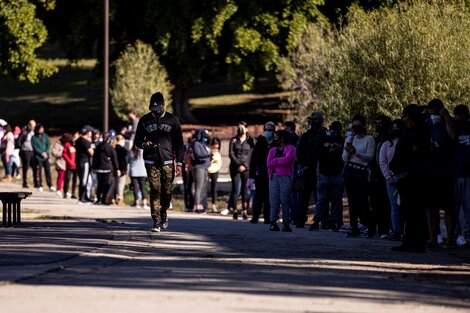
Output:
[49, 186, 57, 192]
[242, 211, 248, 220]
[309, 222, 320, 231]
[56, 190, 63, 197]
[269, 222, 280, 231]
[38, 187, 43, 192]
[142, 205, 150, 210]
[161, 212, 169, 229]
[456, 235, 467, 247]
[66, 192, 72, 199]
[282, 223, 293, 232]
[233, 212, 238, 220]
[211, 204, 218, 213]
[23, 184, 29, 188]
[220, 208, 229, 216]
[151, 222, 161, 233]
[437, 234, 444, 245]
[78, 200, 92, 205]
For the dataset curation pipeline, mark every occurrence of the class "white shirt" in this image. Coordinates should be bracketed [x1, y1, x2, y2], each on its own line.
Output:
[342, 135, 375, 166]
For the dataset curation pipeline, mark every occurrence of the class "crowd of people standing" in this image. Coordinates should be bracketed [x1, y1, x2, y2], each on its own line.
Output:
[0, 112, 149, 209]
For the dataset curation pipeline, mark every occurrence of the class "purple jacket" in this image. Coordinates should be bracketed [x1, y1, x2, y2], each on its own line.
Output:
[267, 144, 296, 179]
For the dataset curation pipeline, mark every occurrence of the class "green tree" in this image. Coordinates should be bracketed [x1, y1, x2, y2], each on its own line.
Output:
[110, 40, 173, 120]
[0, 0, 57, 83]
[281, 0, 470, 124]
[43, 0, 324, 123]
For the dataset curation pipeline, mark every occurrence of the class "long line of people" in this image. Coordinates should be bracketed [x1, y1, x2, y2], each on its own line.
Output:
[181, 100, 470, 252]
[0, 111, 149, 209]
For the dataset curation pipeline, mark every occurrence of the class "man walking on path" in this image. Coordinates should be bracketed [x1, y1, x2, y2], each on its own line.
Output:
[134, 92, 184, 232]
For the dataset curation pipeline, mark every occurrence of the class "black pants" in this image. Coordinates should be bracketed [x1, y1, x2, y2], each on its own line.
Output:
[229, 170, 249, 211]
[77, 161, 90, 201]
[20, 150, 36, 187]
[297, 169, 317, 225]
[251, 175, 270, 222]
[35, 159, 52, 188]
[96, 172, 113, 203]
[131, 176, 147, 202]
[64, 168, 77, 197]
[209, 172, 219, 204]
[369, 178, 391, 236]
[183, 167, 194, 211]
[344, 176, 371, 231]
[398, 174, 427, 249]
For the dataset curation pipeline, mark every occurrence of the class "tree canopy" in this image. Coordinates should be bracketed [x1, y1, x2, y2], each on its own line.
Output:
[0, 0, 57, 83]
[280, 0, 470, 124]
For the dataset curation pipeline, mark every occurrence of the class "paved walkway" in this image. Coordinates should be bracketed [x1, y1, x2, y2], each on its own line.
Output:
[1, 182, 469, 312]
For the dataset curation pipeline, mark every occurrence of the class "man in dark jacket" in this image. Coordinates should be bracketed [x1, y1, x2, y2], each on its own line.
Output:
[296, 112, 324, 228]
[249, 121, 276, 224]
[134, 92, 184, 232]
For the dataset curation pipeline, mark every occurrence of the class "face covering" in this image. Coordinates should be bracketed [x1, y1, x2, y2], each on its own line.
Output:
[311, 121, 322, 129]
[352, 124, 364, 134]
[390, 129, 402, 138]
[430, 114, 441, 124]
[264, 130, 273, 139]
[151, 104, 164, 116]
[237, 128, 245, 136]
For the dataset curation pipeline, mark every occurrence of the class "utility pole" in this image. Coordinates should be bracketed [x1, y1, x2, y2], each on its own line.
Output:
[103, 0, 109, 132]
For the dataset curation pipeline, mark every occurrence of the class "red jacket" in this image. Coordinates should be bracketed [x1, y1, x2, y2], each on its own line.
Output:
[63, 142, 77, 170]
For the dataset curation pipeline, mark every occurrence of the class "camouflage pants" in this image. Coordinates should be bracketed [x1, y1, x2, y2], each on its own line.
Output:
[145, 164, 174, 223]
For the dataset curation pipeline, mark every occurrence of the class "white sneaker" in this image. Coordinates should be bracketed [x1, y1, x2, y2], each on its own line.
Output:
[56, 190, 62, 197]
[169, 202, 173, 210]
[142, 205, 150, 210]
[151, 222, 161, 233]
[220, 208, 229, 216]
[212, 204, 218, 213]
[38, 187, 43, 192]
[456, 235, 467, 247]
[437, 234, 444, 245]
[49, 186, 57, 192]
[66, 192, 72, 199]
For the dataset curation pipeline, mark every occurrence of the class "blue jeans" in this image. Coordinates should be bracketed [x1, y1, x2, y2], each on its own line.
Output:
[386, 183, 402, 235]
[1, 154, 12, 176]
[315, 174, 344, 226]
[269, 174, 293, 223]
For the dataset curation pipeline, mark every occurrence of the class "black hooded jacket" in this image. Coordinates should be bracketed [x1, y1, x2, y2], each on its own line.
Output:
[134, 111, 184, 167]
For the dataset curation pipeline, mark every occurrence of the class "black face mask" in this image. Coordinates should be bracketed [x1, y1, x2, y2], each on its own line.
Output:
[375, 125, 387, 134]
[311, 121, 322, 129]
[352, 124, 364, 134]
[237, 128, 245, 136]
[390, 129, 402, 138]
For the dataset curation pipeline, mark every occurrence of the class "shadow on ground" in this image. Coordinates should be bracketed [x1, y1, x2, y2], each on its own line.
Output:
[3, 215, 469, 309]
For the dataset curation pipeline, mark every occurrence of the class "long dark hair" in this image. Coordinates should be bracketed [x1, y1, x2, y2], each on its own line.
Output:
[388, 119, 404, 147]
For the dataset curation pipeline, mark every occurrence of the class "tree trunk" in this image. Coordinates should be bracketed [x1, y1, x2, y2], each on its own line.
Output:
[172, 85, 198, 124]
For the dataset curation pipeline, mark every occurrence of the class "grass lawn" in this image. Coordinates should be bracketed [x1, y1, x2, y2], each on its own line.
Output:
[0, 59, 290, 132]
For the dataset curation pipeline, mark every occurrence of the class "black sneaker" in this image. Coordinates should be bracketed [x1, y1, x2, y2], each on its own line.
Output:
[233, 212, 238, 220]
[250, 218, 258, 224]
[270, 222, 280, 231]
[161, 211, 169, 229]
[282, 223, 293, 232]
[309, 222, 320, 231]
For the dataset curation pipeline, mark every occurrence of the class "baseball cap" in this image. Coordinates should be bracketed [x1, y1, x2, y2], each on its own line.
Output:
[264, 121, 276, 131]
[307, 112, 324, 122]
[149, 92, 165, 111]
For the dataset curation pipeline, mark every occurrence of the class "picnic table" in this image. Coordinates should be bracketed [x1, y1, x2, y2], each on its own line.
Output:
[0, 192, 32, 227]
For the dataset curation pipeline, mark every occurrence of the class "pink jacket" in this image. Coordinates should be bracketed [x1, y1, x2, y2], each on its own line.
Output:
[267, 144, 296, 179]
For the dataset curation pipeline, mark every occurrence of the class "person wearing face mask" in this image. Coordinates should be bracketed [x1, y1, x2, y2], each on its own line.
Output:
[342, 114, 375, 237]
[296, 112, 325, 228]
[311, 121, 345, 231]
[191, 128, 212, 213]
[425, 99, 456, 248]
[134, 92, 184, 232]
[75, 125, 95, 204]
[369, 115, 393, 239]
[106, 134, 128, 205]
[389, 104, 431, 252]
[31, 124, 55, 192]
[18, 120, 37, 188]
[249, 121, 276, 223]
[228, 121, 254, 220]
[452, 104, 470, 247]
[379, 119, 405, 241]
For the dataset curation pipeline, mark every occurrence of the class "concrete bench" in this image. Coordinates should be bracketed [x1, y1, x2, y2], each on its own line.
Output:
[0, 192, 32, 227]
